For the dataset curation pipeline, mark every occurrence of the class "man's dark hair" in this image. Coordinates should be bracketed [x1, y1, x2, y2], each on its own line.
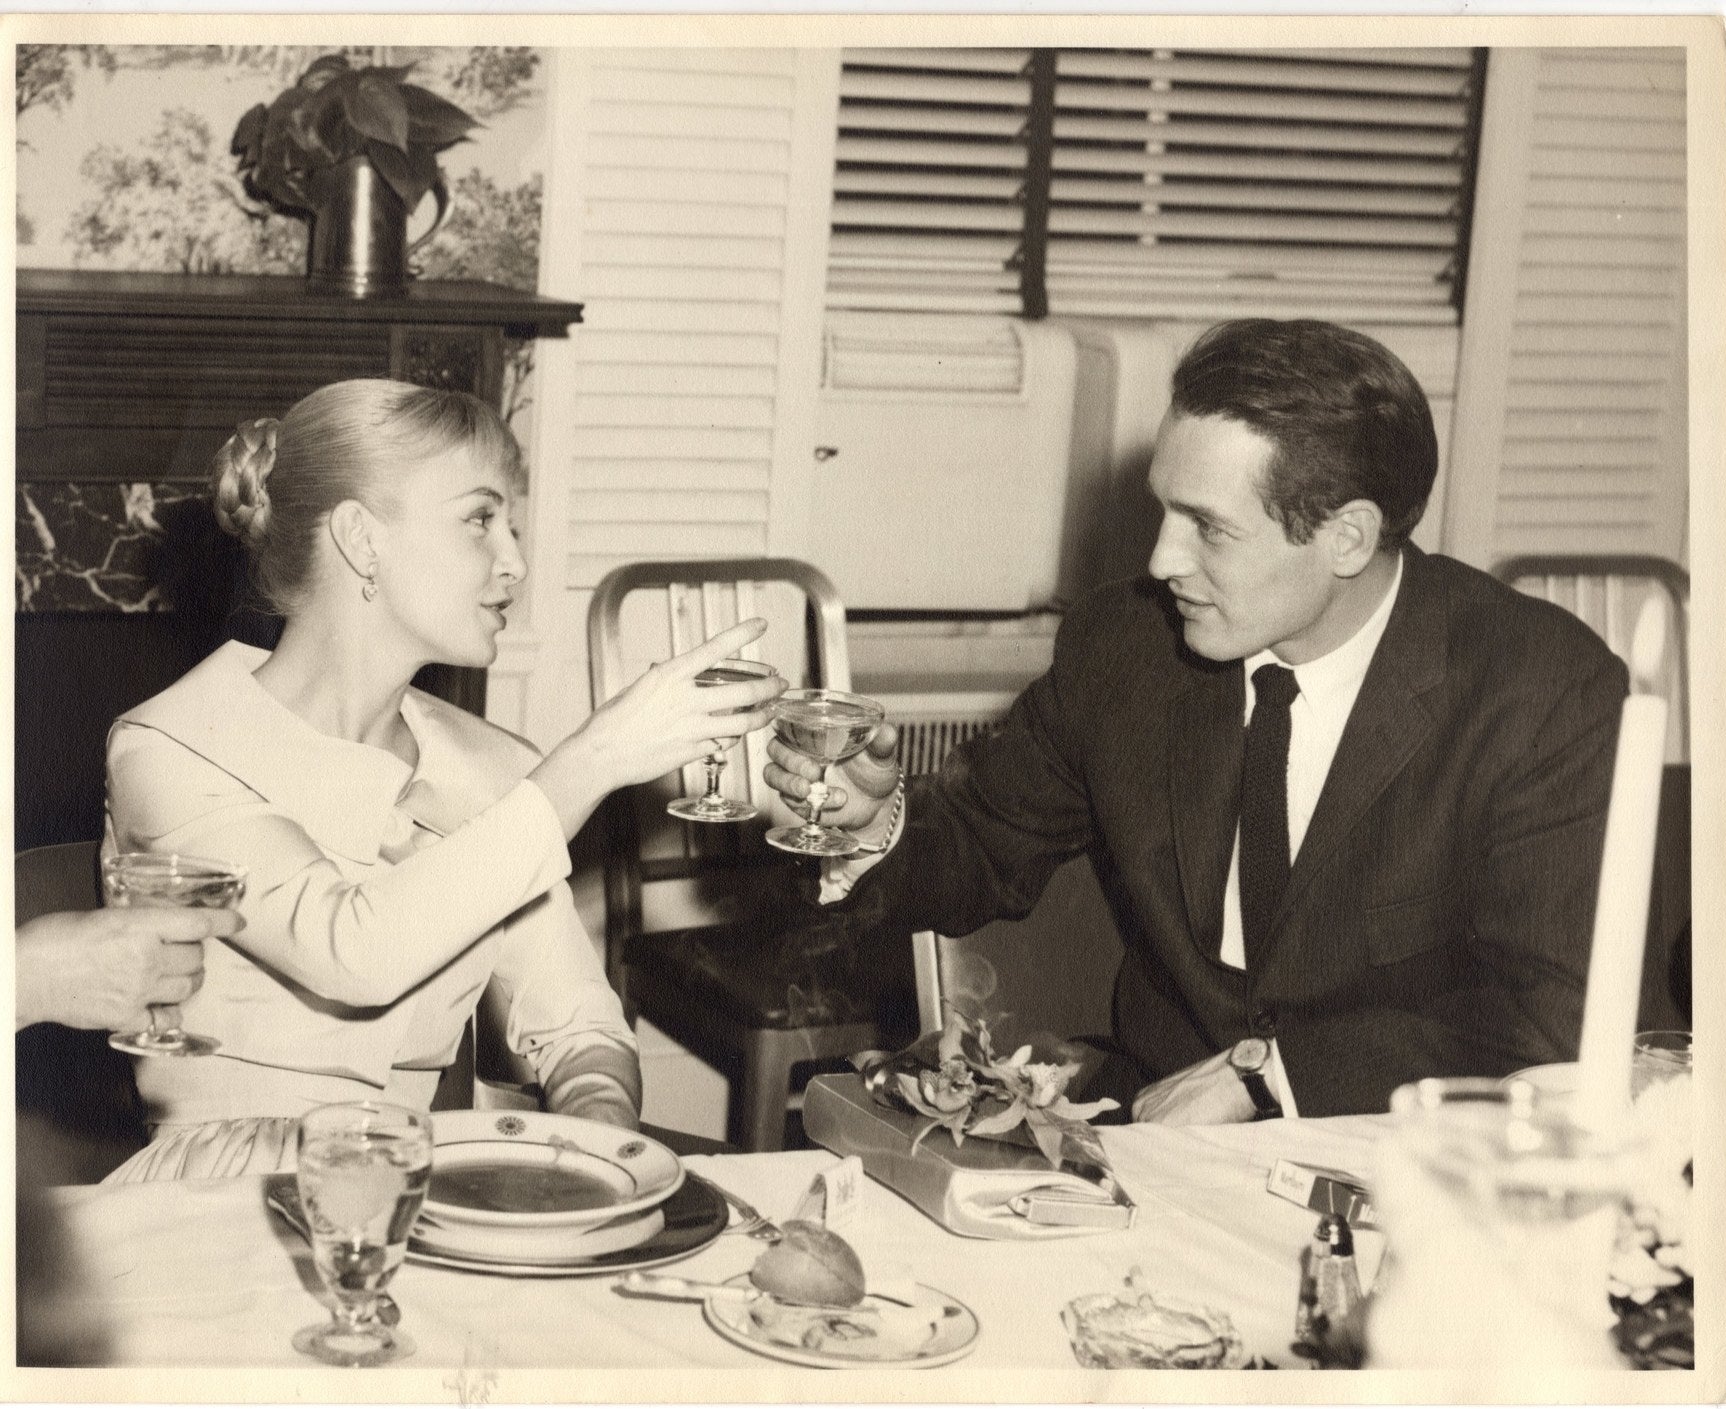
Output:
[1169, 319, 1438, 551]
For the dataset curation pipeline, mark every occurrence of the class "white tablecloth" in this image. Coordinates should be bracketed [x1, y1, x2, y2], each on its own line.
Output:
[45, 1116, 1391, 1375]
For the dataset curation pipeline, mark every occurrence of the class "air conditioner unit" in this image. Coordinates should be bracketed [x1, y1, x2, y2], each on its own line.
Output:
[1056, 318, 1462, 604]
[810, 313, 1078, 612]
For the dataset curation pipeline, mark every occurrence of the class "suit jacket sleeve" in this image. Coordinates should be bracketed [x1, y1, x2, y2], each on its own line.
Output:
[1277, 645, 1628, 1116]
[841, 600, 1110, 938]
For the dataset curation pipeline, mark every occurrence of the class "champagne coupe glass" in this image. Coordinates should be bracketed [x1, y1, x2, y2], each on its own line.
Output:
[667, 657, 778, 823]
[293, 1101, 433, 1368]
[101, 852, 245, 1058]
[764, 688, 886, 858]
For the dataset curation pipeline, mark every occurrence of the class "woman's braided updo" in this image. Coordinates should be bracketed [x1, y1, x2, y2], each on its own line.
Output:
[209, 379, 522, 615]
[211, 417, 281, 549]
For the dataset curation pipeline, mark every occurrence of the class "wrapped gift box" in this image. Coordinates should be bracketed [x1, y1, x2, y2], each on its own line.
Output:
[802, 1073, 1134, 1240]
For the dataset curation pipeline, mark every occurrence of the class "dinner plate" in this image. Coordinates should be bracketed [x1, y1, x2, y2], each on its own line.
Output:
[406, 1171, 729, 1279]
[425, 1111, 684, 1229]
[410, 1206, 667, 1266]
[702, 1276, 981, 1369]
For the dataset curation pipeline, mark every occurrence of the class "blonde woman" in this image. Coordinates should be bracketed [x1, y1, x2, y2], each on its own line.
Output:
[103, 379, 782, 1181]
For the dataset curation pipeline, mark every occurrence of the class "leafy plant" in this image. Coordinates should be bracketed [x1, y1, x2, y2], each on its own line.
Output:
[230, 54, 479, 218]
[893, 1007, 1119, 1167]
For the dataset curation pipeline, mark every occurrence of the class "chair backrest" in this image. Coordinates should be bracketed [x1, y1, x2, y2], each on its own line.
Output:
[911, 853, 1125, 1047]
[1493, 554, 1689, 762]
[585, 558, 853, 995]
[14, 841, 102, 924]
[14, 841, 150, 1183]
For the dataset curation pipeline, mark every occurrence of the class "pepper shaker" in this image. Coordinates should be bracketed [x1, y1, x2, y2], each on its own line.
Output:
[1295, 1215, 1365, 1359]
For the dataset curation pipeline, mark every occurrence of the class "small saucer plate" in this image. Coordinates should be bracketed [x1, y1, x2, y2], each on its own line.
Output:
[702, 1276, 980, 1369]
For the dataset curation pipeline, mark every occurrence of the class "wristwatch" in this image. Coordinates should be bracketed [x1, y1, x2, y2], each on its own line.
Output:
[1229, 1036, 1284, 1120]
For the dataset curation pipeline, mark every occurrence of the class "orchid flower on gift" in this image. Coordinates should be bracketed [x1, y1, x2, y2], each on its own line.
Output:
[893, 1007, 1119, 1168]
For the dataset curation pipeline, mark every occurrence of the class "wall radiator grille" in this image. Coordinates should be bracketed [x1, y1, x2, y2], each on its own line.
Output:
[875, 690, 1019, 777]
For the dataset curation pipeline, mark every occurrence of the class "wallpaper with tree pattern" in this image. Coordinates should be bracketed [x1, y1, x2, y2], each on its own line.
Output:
[15, 45, 550, 610]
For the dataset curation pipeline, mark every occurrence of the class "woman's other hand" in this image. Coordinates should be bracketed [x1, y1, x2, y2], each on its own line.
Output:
[15, 907, 237, 1032]
[531, 618, 786, 837]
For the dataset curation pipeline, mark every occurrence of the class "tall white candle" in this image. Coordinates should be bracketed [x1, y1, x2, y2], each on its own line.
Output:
[1574, 597, 1670, 1130]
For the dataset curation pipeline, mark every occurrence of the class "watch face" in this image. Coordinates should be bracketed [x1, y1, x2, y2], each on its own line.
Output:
[1232, 1036, 1270, 1071]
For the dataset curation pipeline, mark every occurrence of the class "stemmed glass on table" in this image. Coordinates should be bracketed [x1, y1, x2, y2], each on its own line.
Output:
[764, 688, 887, 858]
[293, 1101, 433, 1367]
[101, 852, 245, 1058]
[667, 657, 780, 823]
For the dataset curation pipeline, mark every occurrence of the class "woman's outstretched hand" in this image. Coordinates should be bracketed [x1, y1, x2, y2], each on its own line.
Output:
[531, 618, 786, 838]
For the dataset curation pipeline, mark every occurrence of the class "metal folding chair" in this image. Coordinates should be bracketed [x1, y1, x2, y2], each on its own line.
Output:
[1493, 554, 1689, 761]
[587, 558, 910, 1151]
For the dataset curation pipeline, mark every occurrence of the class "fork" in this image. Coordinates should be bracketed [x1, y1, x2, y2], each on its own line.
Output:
[707, 1181, 781, 1242]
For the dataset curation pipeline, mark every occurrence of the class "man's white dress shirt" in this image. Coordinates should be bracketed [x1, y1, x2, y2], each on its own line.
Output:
[1225, 553, 1403, 1114]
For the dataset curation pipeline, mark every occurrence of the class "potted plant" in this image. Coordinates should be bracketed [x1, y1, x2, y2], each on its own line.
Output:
[232, 54, 480, 296]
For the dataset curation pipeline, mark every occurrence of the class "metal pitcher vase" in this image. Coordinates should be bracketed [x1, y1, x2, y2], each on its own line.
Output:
[305, 156, 450, 298]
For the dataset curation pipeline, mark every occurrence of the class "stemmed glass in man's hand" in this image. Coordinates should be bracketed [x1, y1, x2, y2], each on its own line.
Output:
[764, 688, 887, 857]
[293, 1102, 433, 1368]
[667, 657, 780, 823]
[101, 853, 245, 1058]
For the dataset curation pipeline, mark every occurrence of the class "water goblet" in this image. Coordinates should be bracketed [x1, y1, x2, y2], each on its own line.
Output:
[1631, 1030, 1691, 1100]
[292, 1101, 433, 1368]
[101, 852, 245, 1058]
[765, 688, 886, 857]
[667, 657, 779, 823]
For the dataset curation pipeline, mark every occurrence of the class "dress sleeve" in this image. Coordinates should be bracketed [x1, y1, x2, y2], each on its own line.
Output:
[484, 883, 642, 1127]
[106, 723, 573, 1008]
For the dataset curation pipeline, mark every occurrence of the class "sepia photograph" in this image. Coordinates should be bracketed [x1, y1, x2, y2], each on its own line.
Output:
[6, 12, 1721, 1401]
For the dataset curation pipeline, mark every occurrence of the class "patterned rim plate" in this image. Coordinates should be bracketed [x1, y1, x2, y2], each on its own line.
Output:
[703, 1276, 981, 1369]
[407, 1171, 729, 1279]
[425, 1111, 684, 1229]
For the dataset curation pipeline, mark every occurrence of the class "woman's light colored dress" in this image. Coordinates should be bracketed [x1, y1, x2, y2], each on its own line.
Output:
[102, 640, 638, 1181]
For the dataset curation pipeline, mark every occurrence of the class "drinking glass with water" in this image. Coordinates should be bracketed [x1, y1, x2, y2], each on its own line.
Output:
[292, 1102, 433, 1367]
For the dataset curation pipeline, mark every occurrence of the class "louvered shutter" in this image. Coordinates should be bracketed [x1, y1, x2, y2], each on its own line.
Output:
[829, 46, 1481, 323]
[1447, 48, 1687, 564]
[829, 49, 1032, 314]
[1045, 48, 1476, 322]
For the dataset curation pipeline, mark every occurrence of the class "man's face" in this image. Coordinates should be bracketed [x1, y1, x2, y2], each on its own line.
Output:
[1146, 411, 1341, 664]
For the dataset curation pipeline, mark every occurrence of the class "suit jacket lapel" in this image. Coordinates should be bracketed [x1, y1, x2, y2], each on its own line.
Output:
[1167, 659, 1245, 961]
[1267, 547, 1448, 945]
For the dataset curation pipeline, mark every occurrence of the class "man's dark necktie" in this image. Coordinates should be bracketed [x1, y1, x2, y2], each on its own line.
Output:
[1240, 663, 1299, 969]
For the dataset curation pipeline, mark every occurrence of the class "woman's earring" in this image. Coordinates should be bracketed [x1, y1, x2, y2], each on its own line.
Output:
[362, 564, 379, 602]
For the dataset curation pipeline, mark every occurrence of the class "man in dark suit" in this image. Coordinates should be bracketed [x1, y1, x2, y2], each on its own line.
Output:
[767, 319, 1627, 1121]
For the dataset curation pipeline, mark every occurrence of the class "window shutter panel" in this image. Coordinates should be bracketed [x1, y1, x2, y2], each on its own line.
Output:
[1447, 48, 1686, 564]
[829, 49, 1033, 315]
[558, 50, 829, 587]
